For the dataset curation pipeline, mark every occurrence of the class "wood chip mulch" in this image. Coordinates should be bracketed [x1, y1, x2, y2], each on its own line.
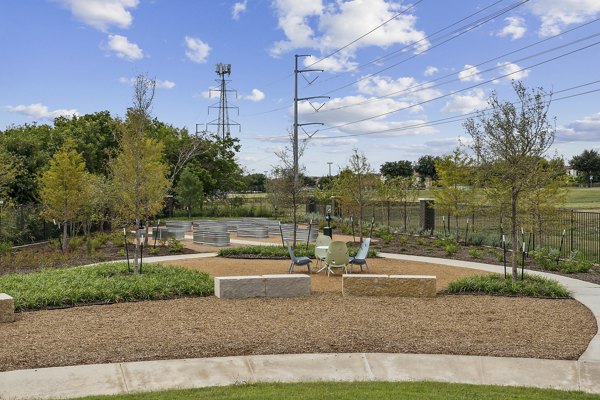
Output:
[0, 256, 596, 372]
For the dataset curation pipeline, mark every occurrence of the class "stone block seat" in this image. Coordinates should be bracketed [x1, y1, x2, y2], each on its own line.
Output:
[0, 293, 15, 323]
[214, 275, 310, 299]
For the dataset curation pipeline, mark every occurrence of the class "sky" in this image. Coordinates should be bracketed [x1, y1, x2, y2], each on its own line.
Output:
[1, 0, 600, 177]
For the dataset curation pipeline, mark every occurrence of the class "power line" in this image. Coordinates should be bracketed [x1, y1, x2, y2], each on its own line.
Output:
[314, 0, 526, 92]
[304, 0, 424, 69]
[249, 79, 600, 142]
[319, 25, 600, 114]
[317, 39, 600, 131]
[246, 0, 514, 118]
[309, 81, 600, 139]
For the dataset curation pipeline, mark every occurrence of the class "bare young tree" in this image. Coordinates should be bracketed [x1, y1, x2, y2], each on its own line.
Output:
[267, 131, 307, 245]
[464, 81, 555, 281]
[111, 74, 170, 273]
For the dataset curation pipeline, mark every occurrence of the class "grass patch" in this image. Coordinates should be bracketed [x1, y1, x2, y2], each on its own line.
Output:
[218, 244, 377, 259]
[0, 262, 213, 311]
[447, 273, 571, 298]
[71, 381, 600, 400]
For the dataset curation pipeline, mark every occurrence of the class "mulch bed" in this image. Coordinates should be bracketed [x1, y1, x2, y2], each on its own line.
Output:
[0, 256, 596, 372]
[375, 234, 600, 284]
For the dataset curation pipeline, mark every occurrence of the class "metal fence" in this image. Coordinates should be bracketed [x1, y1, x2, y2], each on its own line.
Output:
[0, 204, 59, 245]
[312, 199, 600, 263]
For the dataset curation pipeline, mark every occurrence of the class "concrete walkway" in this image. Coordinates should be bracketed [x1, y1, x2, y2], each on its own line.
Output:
[1, 253, 599, 399]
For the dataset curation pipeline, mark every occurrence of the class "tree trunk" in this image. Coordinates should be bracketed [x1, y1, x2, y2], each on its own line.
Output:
[134, 216, 140, 274]
[511, 191, 519, 281]
[62, 221, 68, 252]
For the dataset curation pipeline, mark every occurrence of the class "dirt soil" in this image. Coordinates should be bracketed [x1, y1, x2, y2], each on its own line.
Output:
[0, 256, 596, 372]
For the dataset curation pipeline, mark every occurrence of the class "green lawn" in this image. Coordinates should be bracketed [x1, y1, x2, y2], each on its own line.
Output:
[0, 262, 213, 311]
[72, 382, 600, 400]
[565, 187, 600, 210]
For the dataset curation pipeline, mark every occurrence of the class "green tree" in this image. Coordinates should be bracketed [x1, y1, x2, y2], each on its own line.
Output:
[465, 81, 555, 281]
[570, 149, 600, 187]
[334, 149, 378, 242]
[243, 173, 267, 192]
[522, 157, 567, 247]
[380, 160, 413, 179]
[414, 155, 439, 185]
[433, 148, 475, 238]
[53, 111, 118, 175]
[175, 167, 204, 218]
[0, 146, 19, 197]
[0, 123, 61, 203]
[111, 75, 171, 273]
[38, 140, 88, 252]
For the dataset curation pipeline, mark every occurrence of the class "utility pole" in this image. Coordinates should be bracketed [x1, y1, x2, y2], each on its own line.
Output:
[205, 63, 240, 138]
[292, 54, 329, 245]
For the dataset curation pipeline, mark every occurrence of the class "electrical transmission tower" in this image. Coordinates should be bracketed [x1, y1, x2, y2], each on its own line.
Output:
[202, 63, 240, 138]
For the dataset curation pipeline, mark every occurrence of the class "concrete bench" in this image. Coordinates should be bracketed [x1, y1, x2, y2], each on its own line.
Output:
[214, 274, 310, 299]
[0, 293, 15, 323]
[342, 274, 436, 297]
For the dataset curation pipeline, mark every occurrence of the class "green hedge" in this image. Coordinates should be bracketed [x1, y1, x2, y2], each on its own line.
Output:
[218, 244, 377, 259]
[447, 273, 571, 298]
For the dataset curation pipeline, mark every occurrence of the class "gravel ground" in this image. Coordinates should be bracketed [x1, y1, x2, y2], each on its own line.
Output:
[0, 256, 596, 372]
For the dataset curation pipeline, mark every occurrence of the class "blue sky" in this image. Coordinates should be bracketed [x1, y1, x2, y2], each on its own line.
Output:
[2, 0, 600, 176]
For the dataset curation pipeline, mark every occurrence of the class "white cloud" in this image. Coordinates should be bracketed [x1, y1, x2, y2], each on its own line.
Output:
[298, 94, 438, 137]
[388, 137, 465, 156]
[424, 66, 438, 76]
[355, 75, 443, 112]
[270, 0, 428, 69]
[442, 89, 488, 114]
[556, 112, 600, 142]
[156, 80, 176, 89]
[232, 0, 248, 20]
[5, 103, 78, 120]
[56, 0, 139, 31]
[119, 77, 175, 89]
[458, 64, 482, 82]
[497, 16, 526, 40]
[527, 0, 600, 37]
[245, 88, 265, 102]
[497, 61, 529, 81]
[106, 34, 143, 60]
[185, 36, 211, 63]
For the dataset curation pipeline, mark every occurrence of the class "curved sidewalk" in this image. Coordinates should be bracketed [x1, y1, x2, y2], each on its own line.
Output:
[1, 253, 599, 399]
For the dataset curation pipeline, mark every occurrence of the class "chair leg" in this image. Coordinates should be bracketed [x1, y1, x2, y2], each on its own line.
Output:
[307, 262, 312, 274]
[289, 262, 294, 274]
[364, 261, 369, 273]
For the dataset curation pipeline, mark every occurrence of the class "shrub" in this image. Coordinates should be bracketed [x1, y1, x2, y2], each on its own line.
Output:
[67, 236, 85, 252]
[397, 235, 408, 245]
[148, 247, 161, 255]
[447, 273, 570, 298]
[168, 238, 184, 253]
[444, 241, 459, 256]
[530, 247, 591, 273]
[117, 249, 126, 257]
[0, 242, 12, 255]
[435, 236, 459, 255]
[467, 247, 483, 259]
[0, 262, 213, 311]
[560, 251, 593, 273]
[465, 233, 485, 246]
[488, 248, 504, 263]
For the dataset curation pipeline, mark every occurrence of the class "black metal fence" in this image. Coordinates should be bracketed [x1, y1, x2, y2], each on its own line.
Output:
[312, 199, 600, 263]
[0, 204, 60, 245]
